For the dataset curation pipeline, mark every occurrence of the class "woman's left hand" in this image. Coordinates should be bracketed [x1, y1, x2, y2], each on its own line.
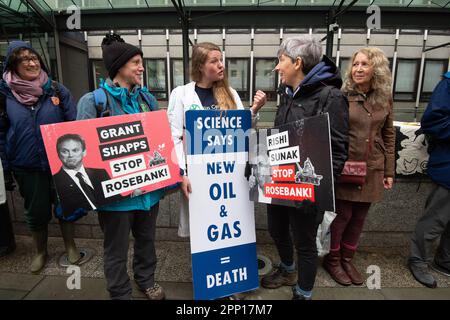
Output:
[383, 177, 394, 189]
[251, 90, 267, 114]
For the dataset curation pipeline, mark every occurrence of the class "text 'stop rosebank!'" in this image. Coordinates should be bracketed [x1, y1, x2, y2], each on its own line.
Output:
[250, 114, 335, 213]
[185, 110, 259, 300]
[40, 111, 181, 216]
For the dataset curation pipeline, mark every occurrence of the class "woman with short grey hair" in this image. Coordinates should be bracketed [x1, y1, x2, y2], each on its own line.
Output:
[260, 35, 349, 300]
[276, 35, 323, 75]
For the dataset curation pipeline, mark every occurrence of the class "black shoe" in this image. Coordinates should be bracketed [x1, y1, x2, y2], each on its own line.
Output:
[430, 260, 450, 277]
[408, 262, 437, 288]
[292, 287, 312, 300]
[0, 243, 16, 258]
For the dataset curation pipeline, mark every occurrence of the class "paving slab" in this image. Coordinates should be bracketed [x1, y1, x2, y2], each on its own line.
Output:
[1, 236, 449, 301]
[0, 289, 28, 300]
[23, 276, 109, 300]
[380, 288, 450, 300]
[0, 273, 43, 291]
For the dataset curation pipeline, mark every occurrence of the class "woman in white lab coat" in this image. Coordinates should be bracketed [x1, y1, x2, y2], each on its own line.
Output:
[167, 42, 266, 237]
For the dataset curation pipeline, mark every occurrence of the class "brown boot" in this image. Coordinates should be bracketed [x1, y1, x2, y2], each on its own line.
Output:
[261, 264, 297, 289]
[323, 249, 352, 286]
[341, 247, 364, 285]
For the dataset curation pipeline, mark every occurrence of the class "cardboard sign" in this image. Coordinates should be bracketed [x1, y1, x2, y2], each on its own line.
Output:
[186, 110, 258, 300]
[41, 111, 181, 217]
[249, 114, 335, 212]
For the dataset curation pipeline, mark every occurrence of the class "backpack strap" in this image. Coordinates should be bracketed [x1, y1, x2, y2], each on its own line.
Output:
[93, 87, 110, 117]
[139, 91, 158, 112]
[0, 90, 8, 127]
[318, 83, 332, 115]
[94, 88, 157, 117]
[51, 80, 65, 110]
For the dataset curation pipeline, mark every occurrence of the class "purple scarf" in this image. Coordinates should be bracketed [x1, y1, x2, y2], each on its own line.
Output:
[2, 70, 48, 106]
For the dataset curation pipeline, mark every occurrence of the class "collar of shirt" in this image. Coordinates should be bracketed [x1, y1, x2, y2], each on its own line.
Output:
[63, 166, 94, 189]
[286, 85, 300, 98]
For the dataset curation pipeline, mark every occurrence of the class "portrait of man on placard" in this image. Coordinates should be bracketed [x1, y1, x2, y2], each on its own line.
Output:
[52, 133, 120, 215]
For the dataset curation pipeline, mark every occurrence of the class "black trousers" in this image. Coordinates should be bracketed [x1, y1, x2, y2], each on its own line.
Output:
[409, 184, 450, 268]
[0, 201, 15, 248]
[267, 202, 323, 292]
[98, 203, 159, 300]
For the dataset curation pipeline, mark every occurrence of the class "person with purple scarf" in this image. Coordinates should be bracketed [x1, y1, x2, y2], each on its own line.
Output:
[0, 41, 79, 273]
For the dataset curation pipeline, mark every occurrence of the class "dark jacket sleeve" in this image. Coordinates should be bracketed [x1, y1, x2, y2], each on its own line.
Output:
[0, 85, 9, 171]
[323, 88, 349, 179]
[421, 78, 450, 142]
[58, 84, 77, 122]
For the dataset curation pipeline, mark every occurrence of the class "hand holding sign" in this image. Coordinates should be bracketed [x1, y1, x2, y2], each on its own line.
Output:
[181, 176, 192, 200]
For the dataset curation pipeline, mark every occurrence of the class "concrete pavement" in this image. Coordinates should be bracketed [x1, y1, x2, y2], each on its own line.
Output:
[0, 236, 449, 300]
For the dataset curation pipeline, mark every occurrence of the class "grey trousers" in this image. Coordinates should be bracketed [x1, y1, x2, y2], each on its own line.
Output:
[98, 203, 159, 300]
[409, 184, 450, 267]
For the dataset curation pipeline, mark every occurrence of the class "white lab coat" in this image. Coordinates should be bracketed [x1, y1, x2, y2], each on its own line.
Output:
[167, 81, 247, 237]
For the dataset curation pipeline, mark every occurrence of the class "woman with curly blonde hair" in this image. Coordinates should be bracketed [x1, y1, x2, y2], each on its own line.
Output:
[323, 47, 395, 286]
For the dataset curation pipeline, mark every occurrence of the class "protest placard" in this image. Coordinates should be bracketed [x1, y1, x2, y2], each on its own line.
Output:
[249, 114, 335, 212]
[186, 110, 258, 300]
[41, 111, 181, 217]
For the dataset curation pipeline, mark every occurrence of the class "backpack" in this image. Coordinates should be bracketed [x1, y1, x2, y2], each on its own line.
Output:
[93, 87, 158, 117]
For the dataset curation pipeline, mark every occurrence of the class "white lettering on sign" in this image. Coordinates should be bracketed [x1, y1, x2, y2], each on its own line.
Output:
[102, 165, 171, 197]
[207, 135, 234, 146]
[206, 267, 248, 288]
[269, 146, 300, 166]
[99, 123, 142, 140]
[267, 131, 289, 151]
[196, 116, 242, 129]
[109, 154, 146, 177]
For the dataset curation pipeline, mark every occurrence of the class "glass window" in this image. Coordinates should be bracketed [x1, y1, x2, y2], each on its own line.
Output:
[394, 59, 419, 101]
[50, 59, 58, 81]
[171, 59, 186, 89]
[254, 58, 278, 101]
[339, 58, 350, 80]
[91, 60, 107, 89]
[146, 59, 167, 100]
[0, 55, 5, 73]
[226, 29, 251, 34]
[227, 58, 249, 101]
[421, 60, 447, 100]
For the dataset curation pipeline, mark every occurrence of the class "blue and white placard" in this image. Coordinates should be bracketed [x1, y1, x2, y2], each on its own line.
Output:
[186, 110, 258, 300]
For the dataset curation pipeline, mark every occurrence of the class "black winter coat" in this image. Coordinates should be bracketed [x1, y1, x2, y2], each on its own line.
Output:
[274, 55, 349, 179]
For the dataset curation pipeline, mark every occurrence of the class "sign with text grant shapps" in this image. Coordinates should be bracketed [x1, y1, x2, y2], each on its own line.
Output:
[249, 113, 335, 212]
[40, 111, 181, 218]
[185, 110, 258, 300]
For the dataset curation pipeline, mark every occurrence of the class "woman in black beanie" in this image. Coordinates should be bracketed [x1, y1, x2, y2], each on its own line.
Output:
[77, 34, 164, 300]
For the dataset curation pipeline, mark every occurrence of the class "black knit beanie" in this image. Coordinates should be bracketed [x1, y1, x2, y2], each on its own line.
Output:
[101, 34, 143, 80]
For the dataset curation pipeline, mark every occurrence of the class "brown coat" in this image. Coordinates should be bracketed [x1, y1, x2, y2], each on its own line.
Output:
[335, 92, 395, 203]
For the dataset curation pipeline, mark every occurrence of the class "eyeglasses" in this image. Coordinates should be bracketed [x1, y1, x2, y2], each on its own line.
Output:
[18, 55, 40, 65]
